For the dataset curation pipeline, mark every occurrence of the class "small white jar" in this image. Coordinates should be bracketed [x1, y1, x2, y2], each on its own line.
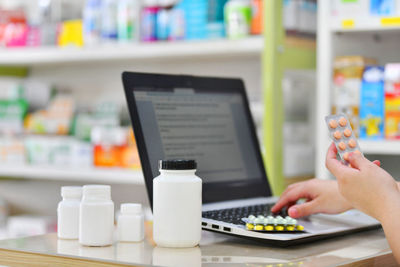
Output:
[79, 185, 114, 246]
[57, 186, 82, 239]
[117, 203, 144, 242]
[153, 160, 202, 248]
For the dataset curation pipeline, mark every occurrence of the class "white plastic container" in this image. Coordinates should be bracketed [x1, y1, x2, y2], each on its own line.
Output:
[83, 0, 102, 46]
[117, 0, 140, 42]
[117, 203, 144, 242]
[57, 186, 82, 239]
[79, 185, 114, 246]
[224, 0, 252, 39]
[153, 160, 202, 248]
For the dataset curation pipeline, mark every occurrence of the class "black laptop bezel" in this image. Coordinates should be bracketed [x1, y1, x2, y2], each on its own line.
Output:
[122, 72, 272, 209]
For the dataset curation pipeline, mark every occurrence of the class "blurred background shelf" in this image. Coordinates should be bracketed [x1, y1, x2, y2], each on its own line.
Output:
[332, 16, 400, 32]
[359, 140, 400, 155]
[0, 165, 144, 184]
[0, 36, 316, 67]
[0, 38, 264, 66]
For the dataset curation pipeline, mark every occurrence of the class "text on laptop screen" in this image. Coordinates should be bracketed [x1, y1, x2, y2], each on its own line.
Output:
[133, 88, 263, 184]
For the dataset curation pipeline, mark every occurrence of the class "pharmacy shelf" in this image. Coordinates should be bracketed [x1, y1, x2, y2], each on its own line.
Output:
[0, 37, 264, 66]
[359, 140, 400, 155]
[0, 165, 144, 184]
[332, 16, 400, 32]
[0, 36, 316, 67]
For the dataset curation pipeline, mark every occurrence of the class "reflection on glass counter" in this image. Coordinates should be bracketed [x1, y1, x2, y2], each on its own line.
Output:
[0, 227, 393, 267]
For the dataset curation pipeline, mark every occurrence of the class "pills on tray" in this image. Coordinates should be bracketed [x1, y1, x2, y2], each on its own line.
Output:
[338, 142, 346, 151]
[339, 117, 347, 127]
[329, 119, 338, 129]
[348, 139, 357, 148]
[344, 128, 352, 137]
[333, 131, 342, 140]
[325, 114, 363, 165]
[242, 215, 305, 233]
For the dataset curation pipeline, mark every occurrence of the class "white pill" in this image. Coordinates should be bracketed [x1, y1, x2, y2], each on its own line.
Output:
[254, 218, 262, 224]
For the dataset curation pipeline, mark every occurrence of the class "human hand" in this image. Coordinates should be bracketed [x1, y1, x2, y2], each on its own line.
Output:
[325, 143, 399, 222]
[271, 178, 353, 218]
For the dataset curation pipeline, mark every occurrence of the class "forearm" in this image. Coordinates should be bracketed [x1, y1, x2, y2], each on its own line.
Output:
[380, 195, 400, 264]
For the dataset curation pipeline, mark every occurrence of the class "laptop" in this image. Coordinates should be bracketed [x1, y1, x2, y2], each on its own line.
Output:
[122, 72, 380, 246]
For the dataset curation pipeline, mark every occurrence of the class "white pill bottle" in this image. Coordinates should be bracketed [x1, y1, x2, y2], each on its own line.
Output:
[79, 185, 114, 246]
[117, 203, 144, 242]
[153, 159, 202, 248]
[57, 186, 82, 239]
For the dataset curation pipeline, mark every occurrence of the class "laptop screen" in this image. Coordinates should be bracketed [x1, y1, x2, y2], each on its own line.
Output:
[123, 72, 271, 205]
[134, 88, 264, 185]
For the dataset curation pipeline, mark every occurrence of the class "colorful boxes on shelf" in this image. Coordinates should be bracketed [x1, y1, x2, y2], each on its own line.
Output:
[332, 56, 377, 137]
[384, 63, 400, 139]
[332, 59, 400, 140]
[360, 66, 385, 139]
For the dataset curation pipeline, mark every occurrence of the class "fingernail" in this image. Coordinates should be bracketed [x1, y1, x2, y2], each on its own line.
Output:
[289, 207, 298, 217]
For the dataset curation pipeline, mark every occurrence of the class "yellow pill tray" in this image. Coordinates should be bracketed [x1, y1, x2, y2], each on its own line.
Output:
[242, 216, 305, 234]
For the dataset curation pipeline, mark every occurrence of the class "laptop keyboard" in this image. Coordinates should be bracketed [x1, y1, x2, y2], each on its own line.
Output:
[202, 203, 288, 225]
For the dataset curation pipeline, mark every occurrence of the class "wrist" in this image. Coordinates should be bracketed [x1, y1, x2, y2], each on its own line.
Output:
[379, 193, 400, 225]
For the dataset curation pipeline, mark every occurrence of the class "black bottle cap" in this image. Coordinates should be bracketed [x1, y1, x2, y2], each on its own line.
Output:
[159, 159, 197, 170]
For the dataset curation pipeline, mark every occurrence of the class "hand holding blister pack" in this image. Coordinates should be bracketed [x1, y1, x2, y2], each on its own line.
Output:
[325, 114, 362, 164]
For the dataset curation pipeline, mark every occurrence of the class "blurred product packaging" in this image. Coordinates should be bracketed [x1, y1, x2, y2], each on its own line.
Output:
[7, 216, 56, 238]
[0, 136, 25, 165]
[25, 95, 75, 135]
[121, 129, 141, 169]
[250, 0, 263, 35]
[0, 99, 28, 135]
[208, 0, 229, 39]
[370, 0, 396, 16]
[0, 9, 28, 47]
[359, 66, 385, 139]
[140, 0, 159, 42]
[83, 0, 102, 46]
[73, 102, 120, 142]
[284, 0, 316, 35]
[25, 135, 93, 168]
[332, 56, 377, 137]
[331, 0, 399, 18]
[117, 0, 140, 42]
[0, 77, 53, 109]
[331, 0, 369, 18]
[91, 127, 140, 169]
[180, 0, 209, 40]
[100, 0, 118, 41]
[224, 0, 252, 39]
[156, 5, 170, 41]
[58, 20, 84, 47]
[384, 63, 400, 139]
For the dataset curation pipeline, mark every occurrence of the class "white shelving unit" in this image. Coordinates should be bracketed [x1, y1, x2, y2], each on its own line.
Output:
[359, 140, 400, 155]
[316, 3, 400, 179]
[0, 165, 143, 184]
[0, 37, 263, 66]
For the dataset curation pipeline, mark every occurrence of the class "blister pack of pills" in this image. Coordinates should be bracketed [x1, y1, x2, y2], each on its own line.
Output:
[325, 114, 362, 164]
[242, 215, 305, 233]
